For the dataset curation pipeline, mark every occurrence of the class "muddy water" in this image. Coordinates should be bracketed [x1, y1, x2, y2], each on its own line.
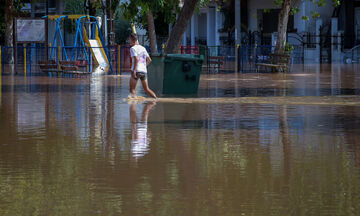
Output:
[0, 65, 360, 215]
[200, 64, 360, 97]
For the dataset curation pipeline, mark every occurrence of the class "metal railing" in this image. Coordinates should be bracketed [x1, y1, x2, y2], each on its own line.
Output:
[0, 44, 133, 76]
[2, 41, 350, 76]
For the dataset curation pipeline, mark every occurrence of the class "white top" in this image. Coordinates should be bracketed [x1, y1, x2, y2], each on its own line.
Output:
[131, 122, 149, 158]
[130, 45, 149, 73]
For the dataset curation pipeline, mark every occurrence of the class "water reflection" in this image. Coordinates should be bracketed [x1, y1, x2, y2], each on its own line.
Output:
[130, 101, 155, 159]
[0, 66, 360, 215]
[199, 64, 360, 97]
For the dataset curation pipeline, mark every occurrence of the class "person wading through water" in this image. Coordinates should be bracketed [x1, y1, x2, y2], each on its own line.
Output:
[129, 33, 157, 99]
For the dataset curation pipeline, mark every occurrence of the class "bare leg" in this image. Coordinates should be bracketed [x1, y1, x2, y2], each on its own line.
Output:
[129, 77, 138, 97]
[141, 79, 157, 99]
[130, 102, 138, 124]
[141, 101, 156, 121]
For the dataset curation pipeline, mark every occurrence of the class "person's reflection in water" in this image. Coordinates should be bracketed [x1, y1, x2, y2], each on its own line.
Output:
[129, 101, 156, 159]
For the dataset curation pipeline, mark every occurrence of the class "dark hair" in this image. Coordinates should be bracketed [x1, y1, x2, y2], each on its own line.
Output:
[130, 33, 138, 42]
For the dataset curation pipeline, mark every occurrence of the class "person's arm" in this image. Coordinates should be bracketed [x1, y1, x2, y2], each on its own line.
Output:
[130, 47, 138, 79]
[146, 56, 152, 66]
[132, 56, 139, 78]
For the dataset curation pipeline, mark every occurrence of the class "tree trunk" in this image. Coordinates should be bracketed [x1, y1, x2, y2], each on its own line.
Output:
[5, 0, 14, 64]
[274, 0, 292, 55]
[164, 0, 198, 54]
[88, 0, 97, 16]
[147, 9, 158, 54]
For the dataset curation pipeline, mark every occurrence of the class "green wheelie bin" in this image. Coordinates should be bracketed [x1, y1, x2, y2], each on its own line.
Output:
[148, 54, 204, 95]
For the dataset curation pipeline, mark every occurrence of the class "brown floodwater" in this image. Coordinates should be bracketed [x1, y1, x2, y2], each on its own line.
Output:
[0, 64, 360, 215]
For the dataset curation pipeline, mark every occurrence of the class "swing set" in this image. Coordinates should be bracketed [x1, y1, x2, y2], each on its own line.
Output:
[39, 15, 113, 75]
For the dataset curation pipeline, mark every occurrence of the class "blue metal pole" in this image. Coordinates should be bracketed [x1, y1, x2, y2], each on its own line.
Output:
[50, 22, 58, 59]
[58, 16, 69, 61]
[28, 43, 34, 75]
[58, 25, 69, 61]
[78, 20, 90, 65]
[71, 20, 81, 61]
[92, 23, 95, 40]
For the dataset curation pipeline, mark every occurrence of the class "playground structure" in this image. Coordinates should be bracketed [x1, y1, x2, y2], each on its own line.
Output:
[39, 15, 113, 75]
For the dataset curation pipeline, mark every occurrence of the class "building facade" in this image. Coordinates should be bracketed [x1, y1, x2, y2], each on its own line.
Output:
[180, 0, 360, 62]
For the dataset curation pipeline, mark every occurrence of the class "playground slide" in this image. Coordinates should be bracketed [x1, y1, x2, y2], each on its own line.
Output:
[88, 39, 108, 73]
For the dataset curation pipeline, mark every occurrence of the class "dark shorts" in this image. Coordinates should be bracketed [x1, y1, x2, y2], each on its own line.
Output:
[134, 72, 147, 81]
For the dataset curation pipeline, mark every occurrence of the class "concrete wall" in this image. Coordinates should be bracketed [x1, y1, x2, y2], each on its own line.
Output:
[207, 7, 216, 46]
[303, 0, 334, 33]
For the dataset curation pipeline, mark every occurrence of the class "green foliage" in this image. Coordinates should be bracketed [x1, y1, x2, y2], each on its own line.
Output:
[290, 7, 299, 15]
[302, 15, 309, 21]
[311, 11, 320, 18]
[64, 0, 84, 15]
[118, 0, 227, 36]
[332, 0, 341, 7]
[274, 0, 283, 6]
[119, 0, 181, 43]
[285, 42, 294, 54]
[64, 0, 84, 33]
[309, 0, 340, 7]
[90, 0, 103, 11]
[314, 0, 326, 7]
[114, 10, 131, 44]
[120, 0, 180, 27]
[0, 0, 28, 45]
[269, 0, 342, 22]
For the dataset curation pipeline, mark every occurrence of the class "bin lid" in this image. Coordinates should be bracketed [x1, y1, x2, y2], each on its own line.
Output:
[165, 54, 204, 62]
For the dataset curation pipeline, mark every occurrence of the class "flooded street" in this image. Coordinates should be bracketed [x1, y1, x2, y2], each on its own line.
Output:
[1, 64, 360, 215]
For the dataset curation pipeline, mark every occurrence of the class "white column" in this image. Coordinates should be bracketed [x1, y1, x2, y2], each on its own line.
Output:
[191, 15, 195, 46]
[194, 15, 199, 43]
[331, 18, 339, 63]
[207, 8, 211, 46]
[207, 7, 217, 46]
[235, 0, 241, 45]
[315, 19, 322, 63]
[337, 32, 342, 53]
[183, 31, 187, 46]
[295, 0, 306, 32]
[215, 4, 221, 46]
